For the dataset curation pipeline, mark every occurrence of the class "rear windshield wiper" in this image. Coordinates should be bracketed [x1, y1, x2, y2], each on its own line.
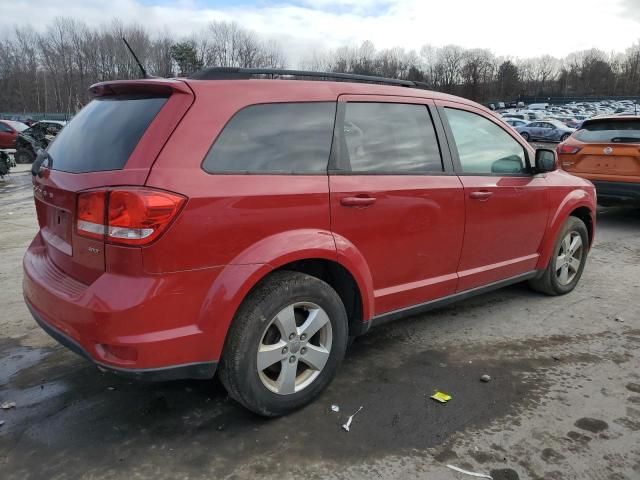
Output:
[610, 137, 640, 143]
[31, 149, 53, 177]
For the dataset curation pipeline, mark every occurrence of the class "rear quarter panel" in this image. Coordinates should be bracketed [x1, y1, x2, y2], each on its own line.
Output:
[145, 81, 373, 355]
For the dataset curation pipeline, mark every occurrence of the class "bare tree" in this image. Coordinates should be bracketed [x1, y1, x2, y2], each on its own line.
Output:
[2, 17, 640, 115]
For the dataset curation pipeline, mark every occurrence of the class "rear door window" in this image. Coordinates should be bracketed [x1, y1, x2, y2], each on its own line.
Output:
[47, 95, 168, 173]
[574, 119, 640, 143]
[203, 102, 336, 174]
[336, 102, 443, 173]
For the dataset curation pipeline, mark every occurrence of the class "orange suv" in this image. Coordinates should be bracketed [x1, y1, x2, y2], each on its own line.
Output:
[558, 116, 640, 206]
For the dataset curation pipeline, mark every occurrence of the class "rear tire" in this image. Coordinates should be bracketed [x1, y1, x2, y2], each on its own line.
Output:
[218, 271, 349, 417]
[521, 132, 530, 141]
[560, 133, 570, 142]
[529, 216, 589, 296]
[15, 149, 35, 164]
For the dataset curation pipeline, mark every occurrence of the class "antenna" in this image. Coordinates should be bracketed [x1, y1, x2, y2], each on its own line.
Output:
[122, 37, 150, 79]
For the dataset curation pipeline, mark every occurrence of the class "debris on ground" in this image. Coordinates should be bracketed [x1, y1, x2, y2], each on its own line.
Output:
[552, 355, 561, 361]
[480, 374, 492, 382]
[431, 391, 452, 404]
[342, 406, 363, 432]
[1, 401, 16, 410]
[331, 405, 340, 413]
[446, 464, 493, 479]
[0, 420, 5, 427]
[615, 316, 624, 322]
[107, 386, 116, 391]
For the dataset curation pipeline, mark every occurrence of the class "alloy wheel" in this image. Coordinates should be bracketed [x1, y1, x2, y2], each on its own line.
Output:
[555, 231, 583, 285]
[257, 302, 333, 395]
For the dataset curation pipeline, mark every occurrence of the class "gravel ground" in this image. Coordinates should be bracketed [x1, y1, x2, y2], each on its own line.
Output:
[0, 163, 639, 480]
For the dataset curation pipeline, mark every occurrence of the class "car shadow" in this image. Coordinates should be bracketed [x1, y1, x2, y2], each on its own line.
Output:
[1, 280, 561, 479]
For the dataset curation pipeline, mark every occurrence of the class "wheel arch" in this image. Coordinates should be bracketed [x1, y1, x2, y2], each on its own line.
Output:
[536, 191, 595, 270]
[272, 258, 367, 338]
[198, 229, 375, 360]
[569, 205, 594, 247]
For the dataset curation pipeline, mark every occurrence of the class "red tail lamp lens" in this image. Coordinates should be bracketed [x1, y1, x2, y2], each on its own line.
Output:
[107, 189, 186, 245]
[76, 188, 185, 246]
[557, 144, 581, 154]
[77, 191, 106, 240]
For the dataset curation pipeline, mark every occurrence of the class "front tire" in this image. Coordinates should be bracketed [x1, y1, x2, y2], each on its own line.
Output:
[529, 216, 589, 295]
[218, 271, 349, 417]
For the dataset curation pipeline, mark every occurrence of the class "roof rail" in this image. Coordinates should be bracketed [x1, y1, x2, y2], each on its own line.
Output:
[188, 67, 418, 88]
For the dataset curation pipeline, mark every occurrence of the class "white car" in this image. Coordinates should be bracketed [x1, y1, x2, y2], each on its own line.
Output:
[528, 103, 550, 110]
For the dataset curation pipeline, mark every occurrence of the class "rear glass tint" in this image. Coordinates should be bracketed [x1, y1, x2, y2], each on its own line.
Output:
[203, 102, 336, 174]
[574, 119, 640, 143]
[47, 95, 167, 173]
[338, 103, 443, 173]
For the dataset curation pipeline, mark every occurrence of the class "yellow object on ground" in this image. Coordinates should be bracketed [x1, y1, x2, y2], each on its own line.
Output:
[430, 391, 452, 403]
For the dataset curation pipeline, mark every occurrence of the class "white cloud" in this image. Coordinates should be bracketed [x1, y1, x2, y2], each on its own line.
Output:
[2, 0, 639, 64]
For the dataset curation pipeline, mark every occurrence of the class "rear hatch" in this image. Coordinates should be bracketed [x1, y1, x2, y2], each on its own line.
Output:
[563, 118, 640, 179]
[32, 80, 194, 284]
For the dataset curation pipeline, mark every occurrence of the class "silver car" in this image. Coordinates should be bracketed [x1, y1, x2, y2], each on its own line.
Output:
[516, 119, 575, 142]
[504, 118, 529, 128]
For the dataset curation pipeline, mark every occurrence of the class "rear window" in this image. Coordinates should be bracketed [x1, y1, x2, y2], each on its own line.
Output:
[47, 95, 167, 173]
[337, 103, 443, 173]
[203, 102, 336, 174]
[574, 119, 640, 143]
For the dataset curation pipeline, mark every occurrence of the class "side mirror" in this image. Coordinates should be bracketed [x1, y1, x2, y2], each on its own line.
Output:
[535, 149, 557, 173]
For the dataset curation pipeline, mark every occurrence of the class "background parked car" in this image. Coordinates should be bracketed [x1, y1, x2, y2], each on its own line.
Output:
[14, 120, 66, 163]
[0, 120, 29, 148]
[505, 118, 529, 128]
[557, 115, 640, 206]
[528, 103, 550, 110]
[549, 115, 582, 128]
[502, 113, 527, 120]
[516, 119, 575, 142]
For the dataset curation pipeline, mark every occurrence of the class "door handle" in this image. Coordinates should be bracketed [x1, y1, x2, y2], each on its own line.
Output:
[340, 196, 377, 207]
[469, 190, 493, 201]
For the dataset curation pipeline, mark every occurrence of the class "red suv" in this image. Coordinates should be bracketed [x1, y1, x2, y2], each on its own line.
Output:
[23, 69, 596, 416]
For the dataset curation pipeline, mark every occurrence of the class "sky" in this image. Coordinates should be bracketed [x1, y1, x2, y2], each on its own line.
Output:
[3, 0, 640, 64]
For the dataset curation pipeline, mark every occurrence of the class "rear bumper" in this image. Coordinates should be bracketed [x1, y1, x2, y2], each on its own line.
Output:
[27, 300, 216, 381]
[591, 180, 640, 205]
[23, 234, 223, 380]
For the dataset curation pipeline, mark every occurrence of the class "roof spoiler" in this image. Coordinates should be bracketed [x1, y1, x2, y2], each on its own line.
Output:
[89, 79, 192, 98]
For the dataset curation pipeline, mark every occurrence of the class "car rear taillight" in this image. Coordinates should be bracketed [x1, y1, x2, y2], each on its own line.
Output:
[76, 188, 186, 246]
[77, 191, 106, 240]
[557, 144, 582, 154]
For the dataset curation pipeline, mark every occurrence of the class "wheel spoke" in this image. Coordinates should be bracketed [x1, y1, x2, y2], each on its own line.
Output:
[569, 234, 582, 253]
[276, 358, 298, 394]
[559, 264, 570, 284]
[569, 257, 581, 272]
[257, 301, 333, 395]
[556, 253, 566, 270]
[257, 340, 287, 371]
[562, 235, 571, 253]
[273, 304, 297, 339]
[300, 344, 330, 371]
[298, 307, 330, 339]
